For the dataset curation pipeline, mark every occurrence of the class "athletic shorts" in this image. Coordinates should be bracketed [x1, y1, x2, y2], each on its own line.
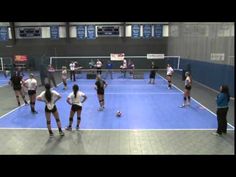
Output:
[71, 104, 82, 112]
[13, 85, 22, 91]
[149, 72, 156, 79]
[185, 85, 192, 90]
[45, 105, 57, 113]
[28, 90, 36, 96]
[97, 90, 104, 95]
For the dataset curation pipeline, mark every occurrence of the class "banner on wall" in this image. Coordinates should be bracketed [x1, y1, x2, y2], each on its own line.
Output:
[210, 53, 225, 61]
[110, 53, 125, 61]
[87, 25, 96, 39]
[15, 55, 28, 62]
[50, 26, 59, 39]
[132, 25, 140, 38]
[147, 54, 165, 59]
[77, 25, 86, 39]
[0, 27, 9, 41]
[143, 25, 152, 38]
[154, 24, 163, 38]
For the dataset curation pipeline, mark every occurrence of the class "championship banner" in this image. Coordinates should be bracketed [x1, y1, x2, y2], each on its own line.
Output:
[143, 25, 152, 38]
[15, 55, 28, 62]
[0, 27, 9, 41]
[154, 24, 163, 38]
[147, 54, 165, 59]
[110, 53, 125, 61]
[77, 25, 85, 39]
[87, 25, 96, 39]
[132, 25, 140, 38]
[50, 26, 59, 39]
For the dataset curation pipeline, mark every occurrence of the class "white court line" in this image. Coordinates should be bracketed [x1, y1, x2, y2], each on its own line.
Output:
[158, 75, 235, 130]
[0, 82, 64, 120]
[0, 127, 234, 131]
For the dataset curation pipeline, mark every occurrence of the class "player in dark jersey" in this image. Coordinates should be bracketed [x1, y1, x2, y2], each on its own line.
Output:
[9, 72, 28, 106]
[149, 62, 157, 84]
[94, 75, 107, 111]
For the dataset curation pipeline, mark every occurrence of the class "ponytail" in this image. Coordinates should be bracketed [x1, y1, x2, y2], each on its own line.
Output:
[73, 84, 79, 98]
[45, 83, 52, 102]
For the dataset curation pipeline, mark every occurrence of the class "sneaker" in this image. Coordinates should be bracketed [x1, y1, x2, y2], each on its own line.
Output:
[24, 101, 28, 105]
[59, 131, 65, 136]
[32, 110, 38, 114]
[179, 104, 186, 108]
[98, 107, 103, 111]
[76, 125, 80, 131]
[65, 126, 72, 131]
[212, 132, 221, 136]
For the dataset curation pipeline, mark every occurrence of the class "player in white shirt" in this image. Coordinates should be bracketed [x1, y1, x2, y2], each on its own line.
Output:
[65, 84, 87, 131]
[166, 64, 174, 89]
[61, 66, 67, 90]
[96, 59, 103, 75]
[24, 73, 38, 113]
[180, 72, 192, 108]
[69, 61, 76, 82]
[36, 83, 64, 137]
[120, 59, 127, 78]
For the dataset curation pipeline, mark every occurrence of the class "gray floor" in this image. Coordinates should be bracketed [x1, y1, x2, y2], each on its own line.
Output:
[0, 71, 234, 154]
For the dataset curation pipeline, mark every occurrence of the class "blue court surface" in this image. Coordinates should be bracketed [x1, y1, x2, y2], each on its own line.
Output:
[0, 74, 234, 130]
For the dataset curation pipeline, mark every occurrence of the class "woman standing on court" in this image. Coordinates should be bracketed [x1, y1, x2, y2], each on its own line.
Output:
[61, 66, 67, 90]
[24, 73, 38, 113]
[95, 75, 107, 111]
[212, 85, 230, 136]
[96, 59, 103, 75]
[149, 62, 157, 84]
[36, 83, 64, 137]
[65, 84, 87, 131]
[166, 64, 174, 89]
[180, 72, 192, 107]
[47, 64, 57, 88]
[9, 71, 28, 106]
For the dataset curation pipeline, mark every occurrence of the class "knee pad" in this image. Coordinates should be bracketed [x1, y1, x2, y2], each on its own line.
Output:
[69, 117, 73, 121]
[56, 118, 60, 123]
[99, 100, 103, 103]
[47, 121, 51, 125]
[77, 117, 81, 121]
[168, 80, 171, 83]
[16, 96, 19, 98]
[101, 99, 104, 102]
[184, 97, 187, 101]
[188, 96, 190, 100]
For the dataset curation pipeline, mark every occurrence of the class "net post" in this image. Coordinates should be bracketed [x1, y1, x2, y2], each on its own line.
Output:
[0, 57, 3, 71]
[50, 56, 53, 65]
[177, 56, 180, 70]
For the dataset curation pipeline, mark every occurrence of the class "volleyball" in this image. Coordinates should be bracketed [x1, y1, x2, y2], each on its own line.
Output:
[116, 111, 122, 117]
